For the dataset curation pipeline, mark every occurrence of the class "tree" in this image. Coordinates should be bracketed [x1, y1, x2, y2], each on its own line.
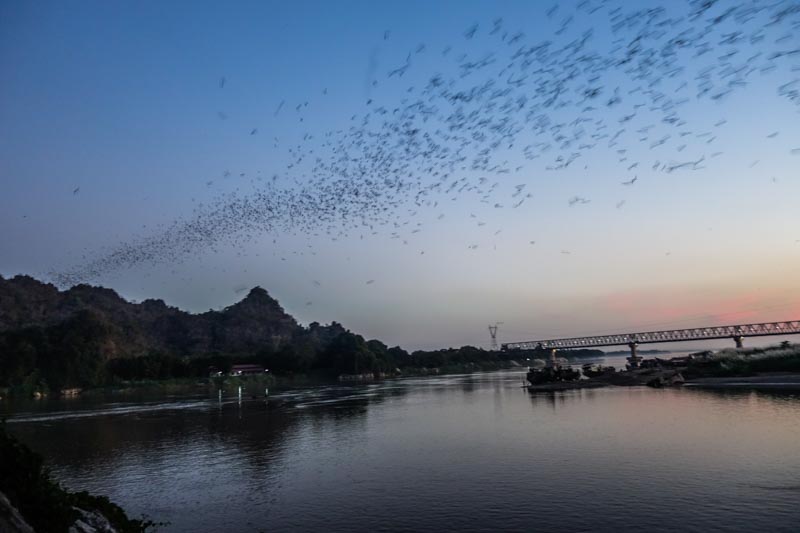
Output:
[321, 332, 377, 375]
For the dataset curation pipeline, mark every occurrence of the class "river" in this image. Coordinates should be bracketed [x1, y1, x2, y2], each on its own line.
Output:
[5, 368, 800, 532]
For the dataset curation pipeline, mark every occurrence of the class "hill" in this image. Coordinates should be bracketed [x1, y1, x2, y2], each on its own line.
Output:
[0, 275, 342, 393]
[0, 275, 299, 356]
[0, 275, 507, 395]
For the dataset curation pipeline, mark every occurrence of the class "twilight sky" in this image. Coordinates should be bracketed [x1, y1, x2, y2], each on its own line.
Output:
[1, 0, 799, 350]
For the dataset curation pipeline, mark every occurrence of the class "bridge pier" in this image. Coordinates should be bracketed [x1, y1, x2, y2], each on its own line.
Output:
[547, 348, 558, 368]
[733, 335, 744, 349]
[626, 342, 642, 369]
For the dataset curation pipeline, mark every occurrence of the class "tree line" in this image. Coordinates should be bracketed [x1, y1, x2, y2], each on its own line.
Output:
[0, 310, 512, 394]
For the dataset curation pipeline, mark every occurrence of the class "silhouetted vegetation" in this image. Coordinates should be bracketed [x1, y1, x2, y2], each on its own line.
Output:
[683, 342, 800, 378]
[0, 276, 524, 395]
[0, 310, 112, 395]
[0, 420, 153, 532]
[4, 284, 797, 396]
[0, 308, 519, 395]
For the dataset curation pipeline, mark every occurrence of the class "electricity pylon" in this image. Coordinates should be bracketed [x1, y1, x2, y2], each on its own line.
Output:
[488, 322, 503, 351]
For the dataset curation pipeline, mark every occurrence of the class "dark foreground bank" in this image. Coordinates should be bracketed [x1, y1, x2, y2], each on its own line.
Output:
[0, 421, 154, 532]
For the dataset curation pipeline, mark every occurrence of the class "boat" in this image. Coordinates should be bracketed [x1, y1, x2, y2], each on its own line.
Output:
[526, 364, 581, 385]
[581, 363, 616, 378]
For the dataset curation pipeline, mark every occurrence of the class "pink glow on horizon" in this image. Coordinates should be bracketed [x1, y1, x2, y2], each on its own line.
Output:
[596, 286, 800, 332]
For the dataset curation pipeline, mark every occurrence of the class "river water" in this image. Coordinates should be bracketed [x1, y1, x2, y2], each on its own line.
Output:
[5, 368, 800, 532]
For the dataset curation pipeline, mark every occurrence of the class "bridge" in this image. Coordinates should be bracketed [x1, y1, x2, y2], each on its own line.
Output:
[501, 319, 800, 368]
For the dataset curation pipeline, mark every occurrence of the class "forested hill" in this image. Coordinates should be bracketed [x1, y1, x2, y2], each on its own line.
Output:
[0, 275, 508, 393]
[0, 275, 300, 356]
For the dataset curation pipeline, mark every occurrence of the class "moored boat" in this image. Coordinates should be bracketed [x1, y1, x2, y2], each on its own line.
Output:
[581, 363, 616, 378]
[527, 364, 581, 385]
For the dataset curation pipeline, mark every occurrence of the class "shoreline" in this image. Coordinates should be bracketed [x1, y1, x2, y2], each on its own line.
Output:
[525, 372, 800, 392]
[1, 361, 521, 402]
[684, 373, 800, 389]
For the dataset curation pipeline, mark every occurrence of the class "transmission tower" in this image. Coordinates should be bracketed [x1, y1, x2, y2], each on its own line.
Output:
[488, 322, 503, 351]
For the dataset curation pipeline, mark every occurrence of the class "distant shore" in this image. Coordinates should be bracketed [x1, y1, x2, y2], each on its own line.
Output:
[526, 342, 800, 392]
[1, 361, 522, 401]
[526, 372, 800, 392]
[684, 373, 800, 390]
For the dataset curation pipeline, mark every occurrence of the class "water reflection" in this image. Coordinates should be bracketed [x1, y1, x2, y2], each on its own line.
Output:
[6, 371, 800, 532]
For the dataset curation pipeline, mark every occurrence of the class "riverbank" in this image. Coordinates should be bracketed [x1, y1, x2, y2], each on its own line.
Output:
[526, 371, 800, 392]
[525, 343, 800, 392]
[1, 361, 523, 401]
[684, 373, 800, 390]
[0, 422, 154, 532]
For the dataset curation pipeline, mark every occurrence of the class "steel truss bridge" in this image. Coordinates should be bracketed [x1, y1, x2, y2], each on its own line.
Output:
[502, 320, 800, 353]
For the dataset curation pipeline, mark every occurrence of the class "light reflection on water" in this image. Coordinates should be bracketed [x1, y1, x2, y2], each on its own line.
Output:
[6, 370, 800, 532]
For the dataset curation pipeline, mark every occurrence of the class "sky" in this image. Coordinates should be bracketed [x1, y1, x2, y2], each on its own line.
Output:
[1, 0, 799, 350]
